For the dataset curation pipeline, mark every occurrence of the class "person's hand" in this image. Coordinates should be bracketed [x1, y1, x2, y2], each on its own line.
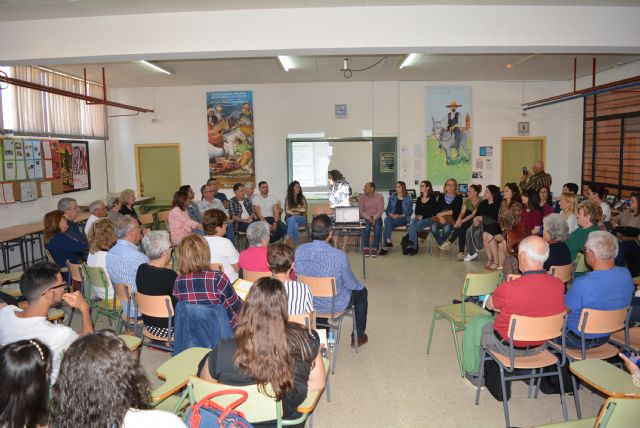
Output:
[415, 215, 423, 221]
[439, 215, 447, 225]
[269, 223, 276, 231]
[532, 226, 540, 235]
[62, 291, 89, 312]
[454, 219, 462, 228]
[521, 174, 528, 182]
[619, 352, 640, 376]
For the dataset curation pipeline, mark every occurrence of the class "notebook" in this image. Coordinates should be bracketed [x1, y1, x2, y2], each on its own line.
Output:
[334, 206, 361, 228]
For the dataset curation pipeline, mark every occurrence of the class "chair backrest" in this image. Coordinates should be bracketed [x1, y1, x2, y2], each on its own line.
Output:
[311, 205, 333, 217]
[463, 270, 502, 298]
[509, 312, 566, 342]
[157, 210, 170, 223]
[82, 264, 112, 308]
[187, 376, 281, 424]
[242, 269, 271, 282]
[135, 292, 174, 318]
[45, 249, 55, 264]
[138, 213, 154, 226]
[550, 264, 573, 283]
[595, 397, 640, 428]
[66, 260, 85, 283]
[295, 275, 336, 298]
[578, 307, 629, 335]
[574, 252, 588, 274]
[210, 263, 224, 272]
[506, 274, 521, 281]
[289, 312, 316, 330]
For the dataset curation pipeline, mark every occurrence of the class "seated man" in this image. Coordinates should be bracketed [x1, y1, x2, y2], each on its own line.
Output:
[563, 231, 635, 349]
[106, 215, 149, 314]
[267, 242, 314, 316]
[252, 181, 286, 243]
[207, 177, 229, 210]
[229, 182, 257, 234]
[0, 262, 93, 383]
[58, 197, 87, 243]
[84, 200, 107, 235]
[359, 181, 384, 257]
[295, 214, 369, 347]
[483, 236, 565, 355]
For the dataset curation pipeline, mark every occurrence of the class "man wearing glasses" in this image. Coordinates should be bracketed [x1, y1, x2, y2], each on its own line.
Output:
[0, 261, 93, 384]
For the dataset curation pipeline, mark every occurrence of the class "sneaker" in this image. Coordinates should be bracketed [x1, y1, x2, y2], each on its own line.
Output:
[370, 248, 378, 258]
[363, 247, 370, 257]
[384, 241, 393, 248]
[379, 248, 388, 256]
[463, 253, 479, 262]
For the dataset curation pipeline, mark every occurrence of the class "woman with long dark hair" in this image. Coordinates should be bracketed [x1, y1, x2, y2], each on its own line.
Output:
[520, 189, 543, 233]
[468, 185, 501, 263]
[495, 182, 523, 270]
[198, 277, 325, 428]
[0, 339, 51, 428]
[449, 183, 482, 259]
[50, 332, 184, 427]
[406, 180, 438, 252]
[538, 185, 554, 217]
[284, 181, 308, 246]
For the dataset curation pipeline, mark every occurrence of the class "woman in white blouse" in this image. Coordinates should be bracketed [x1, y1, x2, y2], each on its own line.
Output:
[202, 208, 240, 282]
[86, 218, 116, 300]
[559, 192, 579, 234]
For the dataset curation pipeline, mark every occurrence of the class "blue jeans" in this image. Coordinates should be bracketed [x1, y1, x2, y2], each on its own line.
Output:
[226, 223, 235, 241]
[383, 216, 408, 243]
[555, 330, 610, 349]
[264, 217, 287, 243]
[431, 222, 453, 245]
[362, 218, 382, 249]
[286, 215, 307, 244]
[408, 217, 432, 245]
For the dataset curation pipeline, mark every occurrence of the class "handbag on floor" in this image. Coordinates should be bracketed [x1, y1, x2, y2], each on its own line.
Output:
[186, 389, 253, 428]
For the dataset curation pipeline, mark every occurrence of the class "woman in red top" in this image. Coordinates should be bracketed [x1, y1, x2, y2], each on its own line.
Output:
[520, 189, 543, 233]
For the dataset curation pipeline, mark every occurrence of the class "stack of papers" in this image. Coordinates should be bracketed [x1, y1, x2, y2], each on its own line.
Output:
[232, 279, 254, 300]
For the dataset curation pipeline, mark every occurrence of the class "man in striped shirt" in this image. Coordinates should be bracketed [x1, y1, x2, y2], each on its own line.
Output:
[519, 161, 552, 192]
[295, 214, 369, 347]
[268, 242, 313, 315]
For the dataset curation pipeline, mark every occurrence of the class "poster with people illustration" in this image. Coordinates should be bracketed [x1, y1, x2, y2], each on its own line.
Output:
[426, 86, 472, 185]
[72, 142, 89, 189]
[206, 90, 255, 189]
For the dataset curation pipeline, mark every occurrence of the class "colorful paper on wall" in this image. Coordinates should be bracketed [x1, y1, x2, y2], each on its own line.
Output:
[26, 160, 36, 179]
[32, 141, 42, 159]
[44, 160, 54, 179]
[23, 140, 33, 159]
[56, 141, 74, 192]
[3, 140, 15, 160]
[40, 180, 52, 201]
[42, 140, 53, 159]
[14, 141, 24, 160]
[71, 143, 89, 189]
[4, 161, 16, 181]
[0, 182, 15, 204]
[34, 159, 44, 179]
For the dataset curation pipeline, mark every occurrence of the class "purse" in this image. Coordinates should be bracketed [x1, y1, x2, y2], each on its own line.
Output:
[186, 389, 253, 428]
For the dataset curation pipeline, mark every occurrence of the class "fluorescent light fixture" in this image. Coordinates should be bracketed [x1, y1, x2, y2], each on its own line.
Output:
[278, 56, 294, 72]
[399, 53, 422, 69]
[139, 60, 172, 75]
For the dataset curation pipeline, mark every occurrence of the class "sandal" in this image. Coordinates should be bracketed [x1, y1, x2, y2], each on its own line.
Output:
[487, 263, 499, 271]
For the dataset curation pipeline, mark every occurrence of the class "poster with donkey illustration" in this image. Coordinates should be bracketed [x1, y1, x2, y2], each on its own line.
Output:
[426, 85, 472, 185]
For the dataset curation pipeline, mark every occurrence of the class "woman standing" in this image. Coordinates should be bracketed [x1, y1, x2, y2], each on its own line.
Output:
[44, 210, 88, 269]
[495, 183, 523, 270]
[284, 181, 308, 246]
[406, 180, 438, 252]
[380, 181, 413, 255]
[198, 277, 325, 428]
[168, 190, 204, 245]
[471, 185, 502, 263]
[448, 184, 482, 259]
[327, 169, 351, 208]
[431, 178, 463, 252]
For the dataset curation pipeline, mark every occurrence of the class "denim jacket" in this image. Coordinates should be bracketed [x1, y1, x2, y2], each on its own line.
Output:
[172, 301, 234, 356]
[385, 193, 413, 222]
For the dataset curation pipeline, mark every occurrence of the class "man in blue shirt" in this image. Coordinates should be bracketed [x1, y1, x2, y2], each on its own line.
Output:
[564, 231, 634, 348]
[295, 214, 369, 347]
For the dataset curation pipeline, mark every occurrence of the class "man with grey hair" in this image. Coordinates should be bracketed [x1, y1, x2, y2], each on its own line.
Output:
[481, 236, 566, 355]
[84, 200, 107, 235]
[238, 221, 271, 272]
[243, 181, 256, 200]
[106, 215, 149, 297]
[58, 197, 86, 242]
[562, 231, 634, 349]
[542, 213, 572, 271]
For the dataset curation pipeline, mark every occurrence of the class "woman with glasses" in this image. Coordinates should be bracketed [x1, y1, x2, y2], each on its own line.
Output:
[202, 208, 240, 282]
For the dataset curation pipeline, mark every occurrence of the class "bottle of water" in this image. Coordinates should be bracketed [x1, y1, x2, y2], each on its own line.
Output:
[327, 329, 335, 348]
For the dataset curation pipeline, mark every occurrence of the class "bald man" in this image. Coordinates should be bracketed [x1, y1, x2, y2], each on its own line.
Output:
[519, 160, 552, 192]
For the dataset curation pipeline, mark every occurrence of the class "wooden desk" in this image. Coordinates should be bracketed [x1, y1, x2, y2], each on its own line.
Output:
[134, 196, 155, 206]
[570, 359, 640, 398]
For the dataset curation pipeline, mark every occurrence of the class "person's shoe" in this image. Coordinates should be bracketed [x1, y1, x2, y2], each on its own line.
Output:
[384, 241, 393, 248]
[456, 252, 465, 260]
[378, 248, 388, 256]
[370, 248, 378, 258]
[463, 253, 479, 262]
[351, 333, 368, 348]
[363, 247, 370, 257]
[441, 241, 452, 251]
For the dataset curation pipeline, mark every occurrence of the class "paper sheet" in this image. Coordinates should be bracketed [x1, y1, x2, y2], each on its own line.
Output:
[23, 140, 33, 159]
[33, 142, 42, 159]
[42, 141, 52, 159]
[26, 160, 35, 179]
[4, 161, 16, 181]
[20, 181, 37, 202]
[34, 159, 44, 179]
[40, 181, 53, 201]
[14, 141, 24, 160]
[0, 182, 15, 204]
[44, 160, 53, 179]
[232, 279, 254, 300]
[3, 140, 15, 159]
[16, 161, 26, 180]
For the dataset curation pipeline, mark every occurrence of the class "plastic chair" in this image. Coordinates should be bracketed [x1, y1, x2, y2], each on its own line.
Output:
[242, 269, 271, 282]
[113, 283, 141, 334]
[135, 292, 175, 352]
[573, 253, 589, 278]
[550, 264, 574, 284]
[157, 210, 171, 228]
[119, 334, 142, 353]
[296, 274, 356, 374]
[65, 260, 86, 325]
[426, 270, 503, 377]
[534, 397, 640, 428]
[82, 264, 121, 327]
[475, 313, 569, 428]
[288, 312, 316, 330]
[610, 326, 640, 352]
[139, 213, 154, 229]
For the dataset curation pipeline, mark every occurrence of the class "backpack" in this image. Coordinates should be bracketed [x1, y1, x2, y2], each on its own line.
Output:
[401, 234, 418, 255]
[186, 389, 254, 428]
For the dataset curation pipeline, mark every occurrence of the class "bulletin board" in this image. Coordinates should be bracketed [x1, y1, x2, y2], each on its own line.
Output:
[0, 137, 91, 204]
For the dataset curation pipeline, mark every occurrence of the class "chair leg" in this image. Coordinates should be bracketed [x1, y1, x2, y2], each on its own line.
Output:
[66, 307, 76, 326]
[527, 368, 537, 399]
[556, 363, 569, 421]
[450, 321, 464, 377]
[325, 374, 331, 402]
[534, 373, 542, 399]
[571, 374, 582, 419]
[499, 366, 511, 428]
[352, 310, 359, 354]
[475, 350, 486, 405]
[426, 311, 438, 354]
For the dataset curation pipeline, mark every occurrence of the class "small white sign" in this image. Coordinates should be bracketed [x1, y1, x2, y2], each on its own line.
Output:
[518, 121, 530, 136]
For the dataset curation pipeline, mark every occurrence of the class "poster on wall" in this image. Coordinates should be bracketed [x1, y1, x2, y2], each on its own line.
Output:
[426, 85, 472, 185]
[57, 141, 74, 191]
[71, 142, 89, 189]
[206, 90, 255, 189]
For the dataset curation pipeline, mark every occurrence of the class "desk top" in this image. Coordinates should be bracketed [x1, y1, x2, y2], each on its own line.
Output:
[0, 211, 91, 243]
[570, 359, 640, 398]
[134, 196, 156, 205]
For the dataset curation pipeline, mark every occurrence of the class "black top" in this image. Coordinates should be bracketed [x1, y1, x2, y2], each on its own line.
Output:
[435, 194, 464, 219]
[543, 242, 572, 272]
[476, 200, 501, 235]
[414, 196, 439, 218]
[135, 263, 178, 329]
[394, 199, 404, 215]
[200, 330, 320, 428]
[119, 204, 139, 221]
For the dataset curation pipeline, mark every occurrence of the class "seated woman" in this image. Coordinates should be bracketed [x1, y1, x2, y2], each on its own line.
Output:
[495, 183, 523, 270]
[118, 188, 140, 222]
[558, 191, 579, 233]
[198, 277, 326, 428]
[585, 183, 611, 223]
[203, 208, 240, 283]
[406, 180, 438, 252]
[611, 192, 640, 276]
[284, 181, 308, 246]
[168, 190, 204, 245]
[502, 223, 530, 276]
[50, 332, 185, 427]
[520, 189, 543, 233]
[106, 195, 123, 223]
[566, 200, 603, 261]
[239, 221, 271, 273]
[542, 213, 572, 272]
[380, 181, 413, 254]
[0, 339, 51, 428]
[448, 183, 482, 259]
[431, 178, 463, 252]
[136, 231, 178, 339]
[465, 185, 501, 262]
[86, 218, 116, 300]
[174, 234, 243, 330]
[44, 210, 88, 271]
[538, 185, 555, 217]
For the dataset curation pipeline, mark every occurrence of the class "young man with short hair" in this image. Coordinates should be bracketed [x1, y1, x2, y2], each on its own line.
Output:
[267, 243, 313, 315]
[252, 181, 286, 243]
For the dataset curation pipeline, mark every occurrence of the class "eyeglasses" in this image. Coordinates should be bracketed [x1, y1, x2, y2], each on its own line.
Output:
[42, 281, 68, 295]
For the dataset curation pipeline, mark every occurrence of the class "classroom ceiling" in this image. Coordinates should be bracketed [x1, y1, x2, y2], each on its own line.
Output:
[0, 0, 639, 21]
[47, 54, 640, 88]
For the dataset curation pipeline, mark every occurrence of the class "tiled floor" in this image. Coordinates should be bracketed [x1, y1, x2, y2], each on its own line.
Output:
[103, 241, 605, 428]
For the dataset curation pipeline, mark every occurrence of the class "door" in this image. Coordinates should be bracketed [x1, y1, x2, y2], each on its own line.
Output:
[135, 144, 181, 203]
[500, 137, 546, 188]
